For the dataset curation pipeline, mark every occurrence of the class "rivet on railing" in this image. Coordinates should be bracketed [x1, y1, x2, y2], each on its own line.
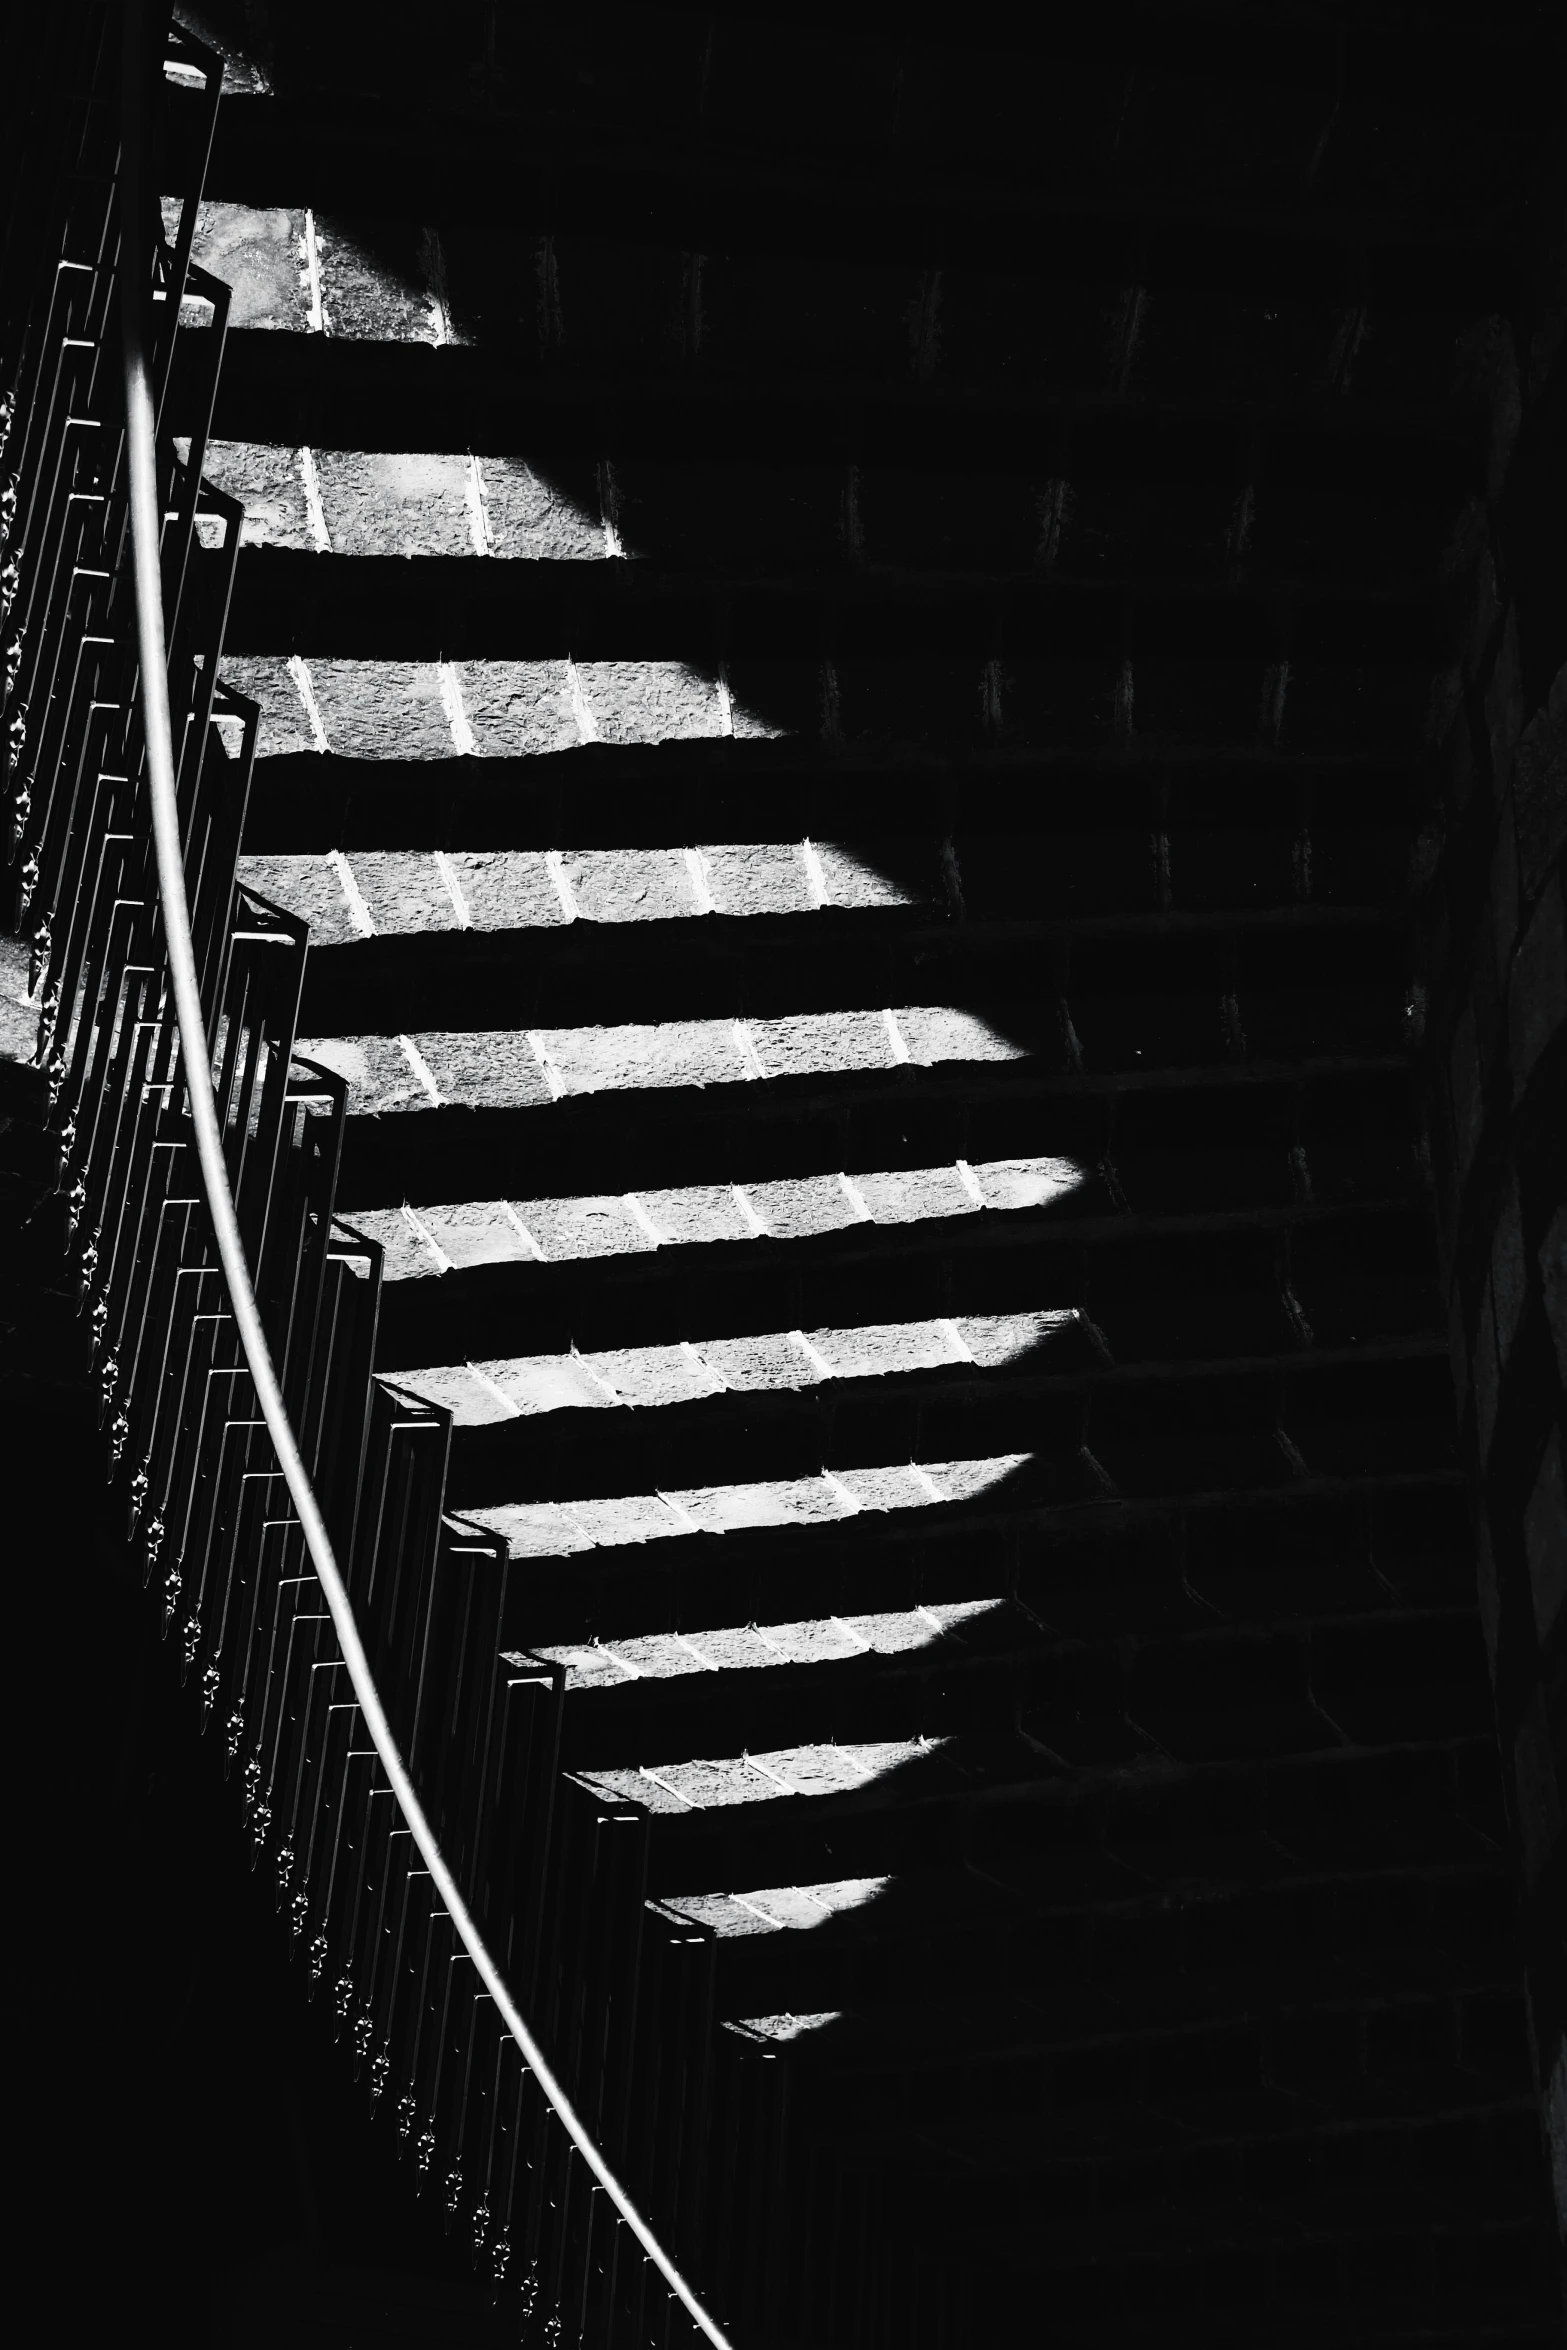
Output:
[33, 976, 58, 1060]
[4, 699, 26, 783]
[26, 915, 49, 996]
[10, 787, 32, 864]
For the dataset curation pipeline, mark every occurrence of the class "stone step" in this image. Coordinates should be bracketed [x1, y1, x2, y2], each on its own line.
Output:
[218, 542, 1449, 667]
[291, 901, 1408, 1048]
[176, 93, 1513, 318]
[669, 1839, 1517, 2021]
[574, 1713, 1502, 1907]
[433, 1336, 1450, 1516]
[359, 1162, 1428, 1366]
[240, 739, 1422, 857]
[190, 332, 1485, 497]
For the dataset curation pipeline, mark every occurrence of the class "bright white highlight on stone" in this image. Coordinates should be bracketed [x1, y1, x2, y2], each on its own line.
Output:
[882, 1007, 911, 1066]
[399, 1201, 452, 1273]
[433, 850, 471, 929]
[837, 1171, 873, 1222]
[624, 1193, 665, 1247]
[328, 850, 376, 938]
[565, 658, 599, 744]
[682, 1340, 727, 1392]
[732, 1023, 769, 1082]
[728, 1186, 766, 1237]
[800, 839, 830, 908]
[396, 1033, 443, 1106]
[464, 454, 492, 556]
[685, 847, 716, 915]
[938, 1318, 975, 1363]
[301, 209, 327, 333]
[465, 1360, 523, 1419]
[286, 655, 329, 751]
[501, 1201, 548, 1261]
[790, 1329, 836, 1381]
[527, 1031, 567, 1100]
[716, 667, 735, 738]
[544, 851, 579, 923]
[955, 1158, 986, 1208]
[437, 662, 477, 756]
[298, 445, 332, 551]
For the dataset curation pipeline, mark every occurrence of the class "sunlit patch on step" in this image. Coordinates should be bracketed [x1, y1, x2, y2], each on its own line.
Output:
[344, 1157, 1082, 1279]
[663, 1879, 890, 1937]
[579, 1737, 953, 1814]
[464, 1457, 1030, 1559]
[237, 842, 923, 937]
[393, 1312, 1077, 1423]
[533, 1601, 1005, 1689]
[298, 1005, 1027, 1115]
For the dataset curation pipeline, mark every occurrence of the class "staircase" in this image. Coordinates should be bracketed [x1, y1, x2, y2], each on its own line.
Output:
[7, 3, 1563, 2341]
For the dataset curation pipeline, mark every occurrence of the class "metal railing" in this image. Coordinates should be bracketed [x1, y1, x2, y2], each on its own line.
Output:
[1, 7, 742, 2339]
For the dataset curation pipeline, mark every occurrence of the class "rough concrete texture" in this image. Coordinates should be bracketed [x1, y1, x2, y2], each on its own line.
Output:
[341, 1157, 1085, 1279]
[306, 660, 455, 758]
[562, 847, 696, 925]
[235, 853, 361, 944]
[201, 440, 316, 548]
[316, 217, 433, 343]
[348, 850, 462, 934]
[217, 653, 319, 756]
[181, 200, 309, 329]
[663, 1879, 889, 1940]
[477, 457, 606, 561]
[233, 843, 921, 936]
[455, 662, 580, 756]
[398, 1311, 1061, 1424]
[471, 1453, 1029, 1560]
[576, 660, 724, 745]
[580, 1737, 943, 1816]
[313, 450, 475, 557]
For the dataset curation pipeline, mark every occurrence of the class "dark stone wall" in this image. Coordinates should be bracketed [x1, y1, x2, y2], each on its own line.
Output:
[1418, 123, 1566, 2253]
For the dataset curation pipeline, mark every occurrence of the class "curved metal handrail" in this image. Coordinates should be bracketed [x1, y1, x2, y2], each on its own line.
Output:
[119, 13, 732, 2341]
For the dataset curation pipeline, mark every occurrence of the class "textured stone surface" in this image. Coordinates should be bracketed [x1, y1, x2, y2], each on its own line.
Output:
[306, 659, 454, 758]
[315, 449, 473, 557]
[471, 1451, 1027, 1558]
[203, 439, 315, 547]
[235, 853, 360, 943]
[184, 200, 308, 329]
